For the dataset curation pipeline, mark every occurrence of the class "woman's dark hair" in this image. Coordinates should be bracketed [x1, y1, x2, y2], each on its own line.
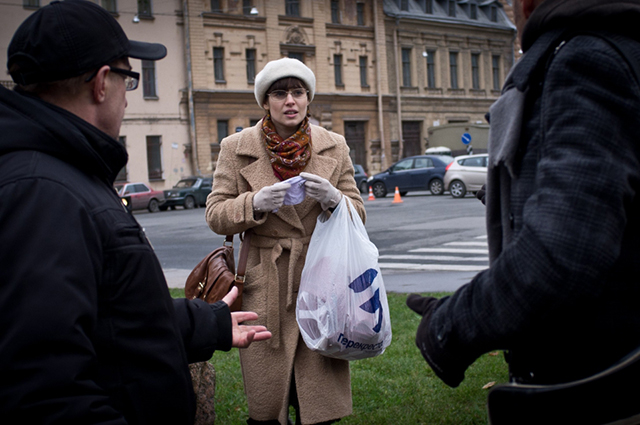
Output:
[264, 77, 308, 102]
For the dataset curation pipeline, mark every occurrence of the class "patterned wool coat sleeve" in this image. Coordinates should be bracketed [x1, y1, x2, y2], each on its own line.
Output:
[421, 33, 640, 385]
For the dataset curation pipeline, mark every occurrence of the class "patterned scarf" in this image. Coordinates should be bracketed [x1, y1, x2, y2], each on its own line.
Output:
[261, 112, 312, 180]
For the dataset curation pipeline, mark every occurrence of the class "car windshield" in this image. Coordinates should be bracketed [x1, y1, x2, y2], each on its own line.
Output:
[174, 180, 196, 188]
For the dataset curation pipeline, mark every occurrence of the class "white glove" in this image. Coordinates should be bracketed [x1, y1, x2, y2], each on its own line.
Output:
[253, 182, 291, 212]
[300, 172, 342, 210]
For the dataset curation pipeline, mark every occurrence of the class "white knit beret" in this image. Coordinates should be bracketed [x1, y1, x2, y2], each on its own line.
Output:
[254, 57, 316, 107]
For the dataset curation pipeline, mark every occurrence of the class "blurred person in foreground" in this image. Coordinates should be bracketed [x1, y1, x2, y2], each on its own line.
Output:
[0, 1, 270, 423]
[407, 0, 640, 395]
[205, 58, 365, 424]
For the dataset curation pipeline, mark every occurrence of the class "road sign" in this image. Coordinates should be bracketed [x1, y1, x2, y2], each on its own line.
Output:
[461, 132, 472, 145]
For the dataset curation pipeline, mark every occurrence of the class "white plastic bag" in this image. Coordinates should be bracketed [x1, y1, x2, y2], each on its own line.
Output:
[296, 196, 392, 360]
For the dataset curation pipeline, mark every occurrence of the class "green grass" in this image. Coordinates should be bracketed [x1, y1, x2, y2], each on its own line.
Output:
[170, 288, 509, 424]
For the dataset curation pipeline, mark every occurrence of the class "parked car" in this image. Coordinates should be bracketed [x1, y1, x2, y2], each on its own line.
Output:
[366, 155, 455, 198]
[444, 153, 488, 198]
[161, 176, 212, 210]
[353, 164, 369, 194]
[114, 182, 165, 213]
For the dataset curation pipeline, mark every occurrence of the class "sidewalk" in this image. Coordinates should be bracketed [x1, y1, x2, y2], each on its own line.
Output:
[163, 268, 471, 293]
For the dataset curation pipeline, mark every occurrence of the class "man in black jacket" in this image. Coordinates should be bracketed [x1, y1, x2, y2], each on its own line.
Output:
[0, 1, 270, 423]
[407, 0, 640, 417]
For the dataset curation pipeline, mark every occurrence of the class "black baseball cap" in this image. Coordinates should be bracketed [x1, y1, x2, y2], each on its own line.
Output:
[7, 0, 167, 85]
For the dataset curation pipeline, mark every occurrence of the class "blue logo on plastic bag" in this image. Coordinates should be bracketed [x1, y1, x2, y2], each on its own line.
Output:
[348, 268, 383, 333]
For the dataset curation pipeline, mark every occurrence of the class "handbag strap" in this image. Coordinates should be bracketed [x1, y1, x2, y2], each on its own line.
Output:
[229, 230, 252, 283]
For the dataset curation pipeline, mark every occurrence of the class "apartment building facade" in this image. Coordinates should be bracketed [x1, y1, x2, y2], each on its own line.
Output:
[0, 0, 190, 191]
[1, 0, 515, 188]
[185, 0, 515, 175]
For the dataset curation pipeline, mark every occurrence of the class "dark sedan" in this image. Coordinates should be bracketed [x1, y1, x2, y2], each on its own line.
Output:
[366, 155, 455, 198]
[161, 176, 212, 210]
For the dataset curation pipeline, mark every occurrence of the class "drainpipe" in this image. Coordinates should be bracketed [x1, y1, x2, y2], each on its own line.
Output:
[393, 23, 404, 160]
[373, 2, 388, 170]
[183, 0, 200, 176]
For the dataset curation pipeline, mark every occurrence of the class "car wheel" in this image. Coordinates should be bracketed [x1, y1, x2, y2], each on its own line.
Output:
[429, 179, 444, 196]
[184, 196, 196, 209]
[148, 199, 160, 213]
[359, 181, 369, 194]
[372, 182, 387, 198]
[450, 180, 467, 198]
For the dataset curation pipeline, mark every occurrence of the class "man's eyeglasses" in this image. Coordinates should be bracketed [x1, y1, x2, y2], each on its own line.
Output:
[267, 89, 308, 101]
[85, 66, 140, 91]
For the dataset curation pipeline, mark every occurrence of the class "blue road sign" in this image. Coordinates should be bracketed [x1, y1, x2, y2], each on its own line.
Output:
[462, 132, 472, 145]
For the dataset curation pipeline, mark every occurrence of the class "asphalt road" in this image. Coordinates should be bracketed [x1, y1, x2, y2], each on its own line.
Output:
[136, 190, 488, 294]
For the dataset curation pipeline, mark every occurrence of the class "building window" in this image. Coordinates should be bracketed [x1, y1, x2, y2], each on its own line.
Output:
[334, 54, 343, 86]
[470, 3, 477, 19]
[210, 0, 221, 12]
[331, 0, 340, 23]
[490, 5, 498, 22]
[426, 50, 436, 88]
[448, 0, 456, 17]
[399, 0, 408, 11]
[137, 0, 152, 17]
[214, 47, 225, 82]
[115, 136, 127, 182]
[246, 49, 256, 83]
[402, 48, 412, 87]
[357, 3, 365, 25]
[359, 56, 368, 87]
[23, 0, 39, 8]
[449, 51, 458, 89]
[424, 0, 433, 14]
[492, 55, 501, 90]
[217, 120, 229, 142]
[142, 60, 157, 98]
[288, 52, 305, 63]
[471, 53, 480, 90]
[146, 136, 163, 180]
[286, 0, 300, 16]
[101, 0, 117, 13]
[243, 0, 252, 15]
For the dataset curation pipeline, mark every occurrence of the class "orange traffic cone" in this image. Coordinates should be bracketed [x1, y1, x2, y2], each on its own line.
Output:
[367, 186, 375, 201]
[392, 186, 403, 204]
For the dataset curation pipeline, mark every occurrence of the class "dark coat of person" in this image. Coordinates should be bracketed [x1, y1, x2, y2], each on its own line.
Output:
[0, 85, 232, 424]
[417, 0, 640, 387]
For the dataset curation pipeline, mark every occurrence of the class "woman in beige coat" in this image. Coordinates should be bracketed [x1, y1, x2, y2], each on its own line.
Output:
[205, 58, 366, 425]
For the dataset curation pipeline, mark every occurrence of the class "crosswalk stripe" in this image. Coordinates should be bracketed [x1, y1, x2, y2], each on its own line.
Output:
[379, 263, 488, 272]
[379, 255, 488, 262]
[409, 247, 488, 254]
[444, 241, 488, 247]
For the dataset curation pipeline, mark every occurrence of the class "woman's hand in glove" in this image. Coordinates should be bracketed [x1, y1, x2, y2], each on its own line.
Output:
[300, 172, 342, 210]
[253, 181, 291, 212]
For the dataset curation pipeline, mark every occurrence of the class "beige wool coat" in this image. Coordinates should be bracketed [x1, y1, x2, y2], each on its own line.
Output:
[205, 121, 366, 425]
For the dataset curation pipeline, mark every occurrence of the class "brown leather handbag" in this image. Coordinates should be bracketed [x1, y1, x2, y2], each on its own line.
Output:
[184, 231, 252, 312]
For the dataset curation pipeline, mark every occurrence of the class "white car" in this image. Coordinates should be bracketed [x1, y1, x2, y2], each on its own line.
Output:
[444, 154, 488, 198]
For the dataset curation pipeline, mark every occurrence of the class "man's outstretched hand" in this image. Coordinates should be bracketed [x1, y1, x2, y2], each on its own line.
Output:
[222, 286, 272, 348]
